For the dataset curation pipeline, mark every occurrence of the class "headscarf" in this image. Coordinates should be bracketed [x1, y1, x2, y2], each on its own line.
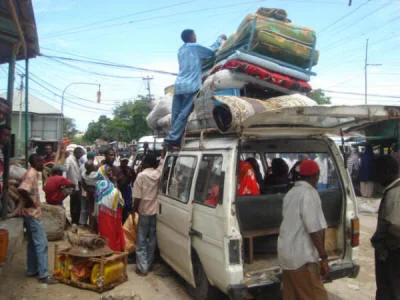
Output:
[347, 147, 360, 175]
[238, 161, 260, 196]
[359, 145, 375, 182]
[95, 164, 124, 211]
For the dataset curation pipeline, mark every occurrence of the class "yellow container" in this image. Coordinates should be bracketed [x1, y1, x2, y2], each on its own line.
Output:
[56, 255, 72, 279]
[90, 261, 124, 286]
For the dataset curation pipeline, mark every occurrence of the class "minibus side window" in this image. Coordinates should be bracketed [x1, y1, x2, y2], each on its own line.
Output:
[166, 156, 197, 203]
[160, 155, 176, 194]
[194, 155, 223, 207]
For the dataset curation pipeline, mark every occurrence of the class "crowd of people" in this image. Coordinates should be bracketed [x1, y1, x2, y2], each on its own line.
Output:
[0, 24, 399, 298]
[14, 141, 165, 283]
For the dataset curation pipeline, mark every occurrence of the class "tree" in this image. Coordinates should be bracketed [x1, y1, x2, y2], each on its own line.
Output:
[307, 89, 331, 105]
[84, 115, 112, 143]
[83, 96, 152, 143]
[63, 118, 78, 138]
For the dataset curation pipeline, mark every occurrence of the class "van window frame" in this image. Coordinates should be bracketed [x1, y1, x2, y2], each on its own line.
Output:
[160, 154, 197, 204]
[193, 154, 224, 208]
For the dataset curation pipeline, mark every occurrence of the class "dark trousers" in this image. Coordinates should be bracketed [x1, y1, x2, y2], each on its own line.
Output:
[375, 249, 400, 300]
[70, 191, 81, 225]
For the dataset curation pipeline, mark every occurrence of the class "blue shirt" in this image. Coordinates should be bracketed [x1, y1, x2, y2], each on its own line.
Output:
[174, 37, 224, 95]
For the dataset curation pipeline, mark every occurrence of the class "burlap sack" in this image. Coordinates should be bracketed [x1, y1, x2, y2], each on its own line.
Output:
[123, 213, 139, 253]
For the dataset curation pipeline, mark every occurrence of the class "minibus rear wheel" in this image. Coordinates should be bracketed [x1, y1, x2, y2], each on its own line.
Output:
[186, 252, 218, 300]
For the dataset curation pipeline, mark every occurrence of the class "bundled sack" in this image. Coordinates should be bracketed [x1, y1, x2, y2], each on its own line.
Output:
[210, 8, 318, 69]
[156, 114, 171, 135]
[9, 163, 26, 182]
[146, 95, 173, 131]
[41, 203, 66, 241]
[123, 213, 139, 253]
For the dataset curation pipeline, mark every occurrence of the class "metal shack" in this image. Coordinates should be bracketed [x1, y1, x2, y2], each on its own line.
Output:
[0, 0, 40, 219]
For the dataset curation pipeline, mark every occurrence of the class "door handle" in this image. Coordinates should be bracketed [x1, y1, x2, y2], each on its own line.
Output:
[189, 229, 203, 239]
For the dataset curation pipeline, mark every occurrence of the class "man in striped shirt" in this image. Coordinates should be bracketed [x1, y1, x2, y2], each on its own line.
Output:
[164, 29, 226, 150]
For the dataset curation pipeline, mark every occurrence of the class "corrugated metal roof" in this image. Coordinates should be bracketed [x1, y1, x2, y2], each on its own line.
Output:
[0, 92, 61, 115]
[0, 0, 39, 64]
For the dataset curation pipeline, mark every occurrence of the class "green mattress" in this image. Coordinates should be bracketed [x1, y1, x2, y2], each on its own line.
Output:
[215, 14, 319, 69]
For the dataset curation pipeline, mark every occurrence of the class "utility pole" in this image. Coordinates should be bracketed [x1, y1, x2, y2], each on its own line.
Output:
[143, 76, 153, 101]
[18, 73, 25, 156]
[364, 39, 382, 104]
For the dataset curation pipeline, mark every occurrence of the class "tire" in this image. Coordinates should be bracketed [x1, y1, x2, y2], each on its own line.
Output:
[186, 253, 219, 300]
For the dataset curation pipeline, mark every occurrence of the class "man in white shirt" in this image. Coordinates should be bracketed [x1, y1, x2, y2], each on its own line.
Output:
[64, 147, 84, 225]
[278, 160, 329, 300]
[133, 152, 164, 276]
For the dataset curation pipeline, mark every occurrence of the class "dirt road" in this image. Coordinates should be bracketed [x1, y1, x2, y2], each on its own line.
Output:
[0, 212, 378, 300]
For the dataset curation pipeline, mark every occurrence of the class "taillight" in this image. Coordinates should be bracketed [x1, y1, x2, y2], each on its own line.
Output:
[228, 239, 241, 265]
[351, 218, 360, 247]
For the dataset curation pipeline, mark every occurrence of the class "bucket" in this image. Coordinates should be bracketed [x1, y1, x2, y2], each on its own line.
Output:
[0, 229, 9, 265]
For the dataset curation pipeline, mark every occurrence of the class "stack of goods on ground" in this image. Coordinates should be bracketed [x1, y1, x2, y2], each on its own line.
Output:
[54, 230, 128, 292]
[4, 163, 27, 218]
[147, 7, 320, 136]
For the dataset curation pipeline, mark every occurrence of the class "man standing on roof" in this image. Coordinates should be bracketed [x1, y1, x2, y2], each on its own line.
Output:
[278, 160, 329, 300]
[164, 29, 226, 150]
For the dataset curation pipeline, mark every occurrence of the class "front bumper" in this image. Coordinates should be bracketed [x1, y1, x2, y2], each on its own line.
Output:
[227, 262, 360, 300]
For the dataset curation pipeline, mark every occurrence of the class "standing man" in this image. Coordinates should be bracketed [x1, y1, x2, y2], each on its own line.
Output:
[278, 160, 329, 300]
[64, 147, 84, 225]
[164, 29, 226, 150]
[117, 151, 136, 224]
[371, 156, 400, 299]
[133, 152, 164, 276]
[18, 154, 57, 284]
[42, 144, 55, 164]
[102, 148, 115, 167]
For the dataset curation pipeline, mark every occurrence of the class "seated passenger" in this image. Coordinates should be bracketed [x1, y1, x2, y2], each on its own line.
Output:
[204, 185, 220, 206]
[238, 160, 260, 196]
[246, 158, 264, 189]
[263, 158, 290, 192]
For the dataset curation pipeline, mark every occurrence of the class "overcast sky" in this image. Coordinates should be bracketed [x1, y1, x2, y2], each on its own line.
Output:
[1, 0, 399, 131]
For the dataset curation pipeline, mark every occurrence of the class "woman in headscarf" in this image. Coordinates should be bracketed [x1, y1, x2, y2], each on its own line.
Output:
[347, 147, 360, 195]
[359, 144, 375, 198]
[238, 160, 260, 196]
[96, 164, 125, 251]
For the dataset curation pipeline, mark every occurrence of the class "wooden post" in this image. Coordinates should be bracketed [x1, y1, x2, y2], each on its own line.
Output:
[99, 255, 104, 289]
[54, 244, 58, 273]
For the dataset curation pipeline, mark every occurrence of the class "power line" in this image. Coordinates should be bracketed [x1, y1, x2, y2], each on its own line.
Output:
[40, 54, 178, 76]
[323, 89, 400, 99]
[318, 0, 370, 34]
[42, 0, 197, 38]
[15, 66, 120, 111]
[16, 66, 110, 106]
[41, 0, 276, 39]
[320, 13, 399, 52]
[42, 56, 145, 79]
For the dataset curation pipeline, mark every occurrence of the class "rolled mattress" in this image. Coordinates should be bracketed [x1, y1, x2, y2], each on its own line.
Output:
[212, 94, 316, 133]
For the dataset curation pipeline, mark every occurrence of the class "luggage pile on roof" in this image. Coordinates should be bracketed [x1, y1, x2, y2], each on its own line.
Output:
[201, 7, 318, 96]
[147, 8, 320, 136]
